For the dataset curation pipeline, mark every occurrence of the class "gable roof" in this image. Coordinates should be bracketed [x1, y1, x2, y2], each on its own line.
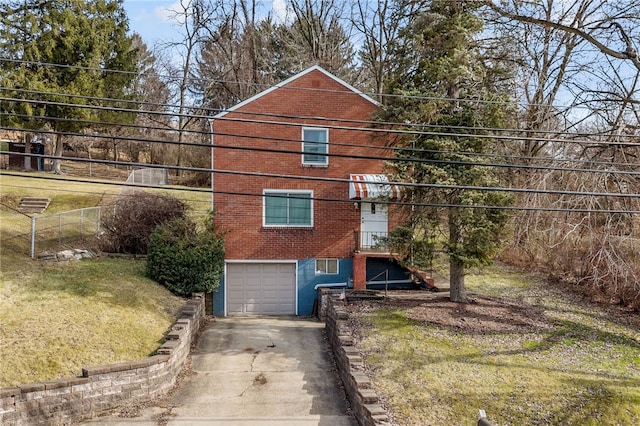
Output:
[213, 65, 379, 119]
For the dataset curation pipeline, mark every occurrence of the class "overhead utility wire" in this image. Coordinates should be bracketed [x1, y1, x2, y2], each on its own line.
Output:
[5, 104, 636, 159]
[0, 183, 212, 206]
[3, 172, 639, 215]
[4, 104, 636, 171]
[216, 115, 640, 148]
[0, 114, 640, 174]
[2, 92, 638, 153]
[3, 154, 640, 202]
[4, 110, 636, 171]
[4, 124, 640, 179]
[2, 87, 636, 141]
[0, 57, 607, 112]
[3, 95, 640, 154]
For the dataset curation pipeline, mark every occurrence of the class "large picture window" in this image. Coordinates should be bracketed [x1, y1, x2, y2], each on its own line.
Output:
[264, 190, 313, 227]
[302, 127, 328, 165]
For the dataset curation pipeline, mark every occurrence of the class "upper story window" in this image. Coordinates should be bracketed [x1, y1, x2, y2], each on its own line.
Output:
[263, 190, 313, 227]
[302, 127, 328, 166]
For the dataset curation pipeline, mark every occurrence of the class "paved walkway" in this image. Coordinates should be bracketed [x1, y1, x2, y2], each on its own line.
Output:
[83, 317, 357, 425]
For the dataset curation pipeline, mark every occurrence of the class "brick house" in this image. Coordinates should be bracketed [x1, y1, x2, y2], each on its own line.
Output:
[209, 66, 409, 316]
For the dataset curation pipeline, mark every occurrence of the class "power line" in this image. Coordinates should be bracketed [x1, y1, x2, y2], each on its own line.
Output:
[3, 120, 640, 179]
[3, 86, 637, 142]
[2, 171, 639, 214]
[3, 82, 638, 211]
[5, 127, 640, 184]
[3, 151, 640, 202]
[3, 91, 639, 152]
[5, 104, 637, 156]
[0, 57, 616, 112]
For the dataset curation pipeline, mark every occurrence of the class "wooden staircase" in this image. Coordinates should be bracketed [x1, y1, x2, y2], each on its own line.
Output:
[18, 197, 51, 214]
[391, 254, 438, 290]
[403, 264, 437, 290]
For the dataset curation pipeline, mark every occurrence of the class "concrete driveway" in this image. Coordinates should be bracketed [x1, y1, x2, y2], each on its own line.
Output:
[84, 317, 357, 425]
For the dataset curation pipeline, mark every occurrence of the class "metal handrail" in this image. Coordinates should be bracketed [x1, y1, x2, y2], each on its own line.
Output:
[368, 268, 390, 296]
[353, 230, 390, 252]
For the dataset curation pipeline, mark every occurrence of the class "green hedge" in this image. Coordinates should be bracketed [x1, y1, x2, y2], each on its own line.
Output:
[146, 215, 224, 297]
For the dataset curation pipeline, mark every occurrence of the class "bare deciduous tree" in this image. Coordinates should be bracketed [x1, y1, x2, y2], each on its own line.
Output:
[482, 0, 640, 307]
[350, 0, 421, 100]
[159, 0, 215, 176]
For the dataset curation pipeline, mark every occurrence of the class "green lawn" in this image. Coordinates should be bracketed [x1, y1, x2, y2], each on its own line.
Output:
[0, 172, 210, 388]
[351, 265, 640, 426]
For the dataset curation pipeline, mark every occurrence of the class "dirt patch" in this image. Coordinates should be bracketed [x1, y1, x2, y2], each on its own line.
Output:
[346, 291, 552, 333]
[344, 283, 640, 334]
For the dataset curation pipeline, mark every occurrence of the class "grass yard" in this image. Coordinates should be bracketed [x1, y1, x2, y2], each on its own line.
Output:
[0, 172, 210, 388]
[348, 265, 640, 426]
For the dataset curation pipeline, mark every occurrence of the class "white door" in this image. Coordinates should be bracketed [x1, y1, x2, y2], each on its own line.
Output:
[360, 202, 388, 249]
[226, 263, 296, 315]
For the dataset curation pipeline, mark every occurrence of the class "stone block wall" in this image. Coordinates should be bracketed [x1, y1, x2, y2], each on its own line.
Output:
[0, 294, 206, 426]
[324, 294, 389, 426]
[317, 288, 346, 322]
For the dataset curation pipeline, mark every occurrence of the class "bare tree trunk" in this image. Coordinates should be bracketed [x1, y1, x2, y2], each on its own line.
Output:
[450, 258, 466, 303]
[23, 137, 32, 171]
[52, 134, 63, 174]
[449, 208, 468, 303]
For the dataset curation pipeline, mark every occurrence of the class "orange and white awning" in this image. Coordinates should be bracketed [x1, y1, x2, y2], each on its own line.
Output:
[349, 174, 401, 200]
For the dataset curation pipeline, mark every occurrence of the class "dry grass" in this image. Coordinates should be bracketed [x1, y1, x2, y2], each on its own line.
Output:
[0, 172, 206, 388]
[0, 259, 185, 388]
[348, 265, 640, 426]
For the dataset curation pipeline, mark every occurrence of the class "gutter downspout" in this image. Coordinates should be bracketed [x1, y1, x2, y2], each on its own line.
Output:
[209, 119, 214, 212]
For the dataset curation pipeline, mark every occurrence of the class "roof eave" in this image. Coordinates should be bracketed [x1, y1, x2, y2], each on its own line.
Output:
[212, 65, 379, 119]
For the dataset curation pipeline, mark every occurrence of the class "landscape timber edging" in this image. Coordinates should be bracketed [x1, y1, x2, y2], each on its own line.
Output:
[0, 293, 206, 426]
[324, 293, 390, 426]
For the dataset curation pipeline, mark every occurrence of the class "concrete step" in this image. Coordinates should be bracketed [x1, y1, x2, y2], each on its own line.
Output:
[18, 197, 50, 214]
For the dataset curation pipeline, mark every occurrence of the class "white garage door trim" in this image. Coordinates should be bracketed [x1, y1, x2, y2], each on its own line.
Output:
[224, 260, 298, 316]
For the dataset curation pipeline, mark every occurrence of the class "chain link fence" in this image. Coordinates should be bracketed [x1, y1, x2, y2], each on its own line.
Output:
[28, 168, 170, 257]
[29, 206, 107, 258]
[129, 168, 168, 184]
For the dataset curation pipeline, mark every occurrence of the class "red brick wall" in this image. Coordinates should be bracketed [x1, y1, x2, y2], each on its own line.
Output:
[212, 69, 390, 260]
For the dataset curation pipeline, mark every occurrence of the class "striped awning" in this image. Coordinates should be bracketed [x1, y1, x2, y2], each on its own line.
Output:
[349, 174, 401, 200]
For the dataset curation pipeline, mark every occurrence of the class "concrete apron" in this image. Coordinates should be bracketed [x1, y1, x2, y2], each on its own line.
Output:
[84, 317, 357, 426]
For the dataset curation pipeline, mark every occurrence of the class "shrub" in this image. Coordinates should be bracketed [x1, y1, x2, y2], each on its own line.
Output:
[146, 214, 225, 297]
[97, 191, 188, 254]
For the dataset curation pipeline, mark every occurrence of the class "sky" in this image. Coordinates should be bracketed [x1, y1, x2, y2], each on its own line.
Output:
[123, 0, 186, 46]
[123, 0, 287, 47]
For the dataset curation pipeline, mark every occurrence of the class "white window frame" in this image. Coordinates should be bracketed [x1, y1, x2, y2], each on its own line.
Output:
[301, 127, 329, 166]
[315, 258, 339, 275]
[263, 189, 314, 227]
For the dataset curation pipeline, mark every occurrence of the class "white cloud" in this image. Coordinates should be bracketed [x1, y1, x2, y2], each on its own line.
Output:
[271, 0, 289, 24]
[155, 0, 186, 25]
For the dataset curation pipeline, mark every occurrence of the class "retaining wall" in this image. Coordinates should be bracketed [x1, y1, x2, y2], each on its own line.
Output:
[0, 293, 206, 426]
[324, 293, 389, 425]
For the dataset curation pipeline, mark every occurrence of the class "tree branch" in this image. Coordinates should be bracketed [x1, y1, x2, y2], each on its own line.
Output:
[483, 1, 640, 71]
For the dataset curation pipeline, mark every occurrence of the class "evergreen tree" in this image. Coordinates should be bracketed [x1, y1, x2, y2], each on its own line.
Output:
[0, 0, 138, 173]
[382, 0, 514, 302]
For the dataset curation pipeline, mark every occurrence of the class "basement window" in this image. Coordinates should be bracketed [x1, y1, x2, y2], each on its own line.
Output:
[316, 258, 338, 274]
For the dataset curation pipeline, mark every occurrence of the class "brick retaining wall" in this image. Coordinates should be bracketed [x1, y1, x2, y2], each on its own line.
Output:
[324, 294, 390, 426]
[0, 293, 206, 426]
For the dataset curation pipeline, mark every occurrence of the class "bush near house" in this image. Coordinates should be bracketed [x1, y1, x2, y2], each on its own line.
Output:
[146, 214, 225, 297]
